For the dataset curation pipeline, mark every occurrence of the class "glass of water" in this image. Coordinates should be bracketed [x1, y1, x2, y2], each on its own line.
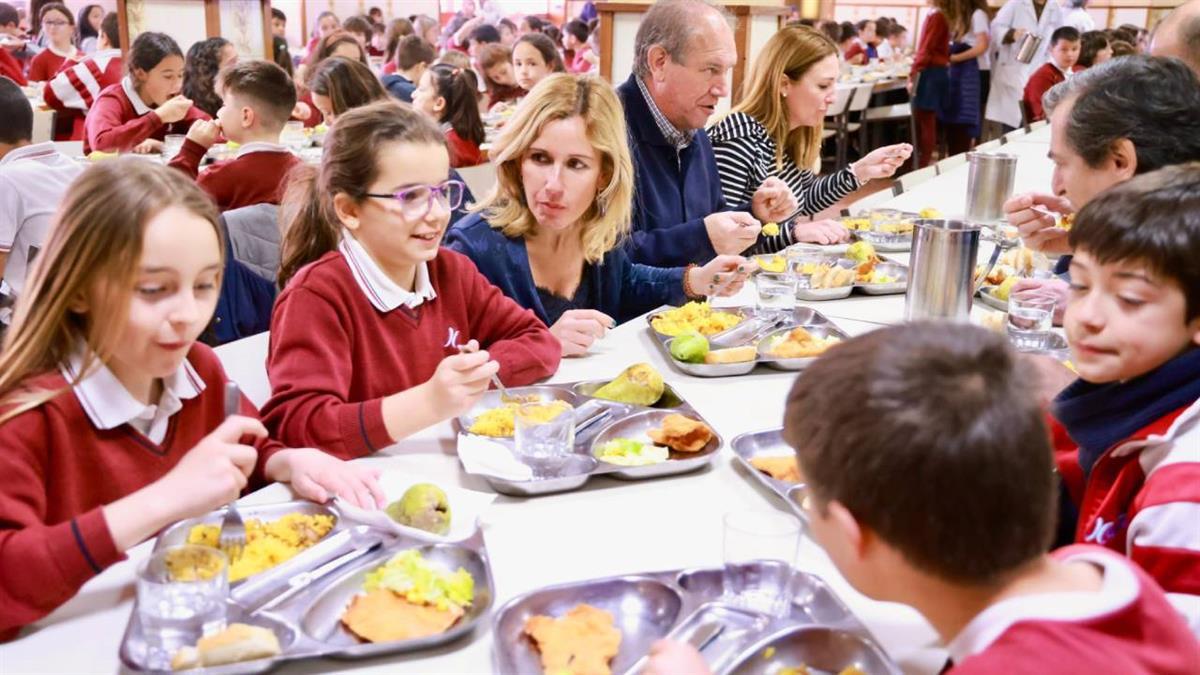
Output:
[280, 121, 308, 152]
[136, 545, 228, 670]
[756, 273, 796, 317]
[723, 510, 802, 617]
[161, 134, 186, 162]
[1007, 293, 1056, 350]
[514, 401, 576, 479]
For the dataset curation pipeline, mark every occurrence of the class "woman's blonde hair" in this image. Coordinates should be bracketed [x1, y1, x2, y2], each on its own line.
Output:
[728, 25, 838, 172]
[476, 73, 633, 265]
[0, 159, 222, 424]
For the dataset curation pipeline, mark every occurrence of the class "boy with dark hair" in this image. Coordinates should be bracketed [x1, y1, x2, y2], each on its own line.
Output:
[468, 23, 501, 56]
[644, 322, 1200, 674]
[168, 59, 301, 211]
[1024, 26, 1081, 121]
[1050, 162, 1200, 634]
[0, 3, 26, 86]
[42, 11, 122, 141]
[382, 34, 434, 103]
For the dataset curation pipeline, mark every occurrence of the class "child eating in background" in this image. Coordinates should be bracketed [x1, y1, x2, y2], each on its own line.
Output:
[168, 59, 301, 211]
[0, 159, 382, 640]
[646, 322, 1200, 673]
[1023, 26, 1080, 122]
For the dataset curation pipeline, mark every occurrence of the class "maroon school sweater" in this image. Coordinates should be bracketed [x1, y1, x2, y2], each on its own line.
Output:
[0, 344, 286, 640]
[168, 138, 302, 211]
[261, 248, 561, 459]
[83, 81, 209, 153]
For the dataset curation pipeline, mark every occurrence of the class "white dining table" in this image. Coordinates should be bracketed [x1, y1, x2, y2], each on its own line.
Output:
[1, 129, 1056, 675]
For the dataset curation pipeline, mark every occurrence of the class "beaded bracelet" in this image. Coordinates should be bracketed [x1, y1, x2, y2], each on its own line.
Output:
[682, 264, 701, 298]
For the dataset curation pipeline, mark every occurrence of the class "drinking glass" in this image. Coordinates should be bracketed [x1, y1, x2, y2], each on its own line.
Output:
[722, 510, 802, 617]
[513, 401, 576, 479]
[280, 121, 308, 152]
[1007, 294, 1056, 350]
[161, 134, 185, 162]
[755, 273, 796, 317]
[136, 545, 229, 670]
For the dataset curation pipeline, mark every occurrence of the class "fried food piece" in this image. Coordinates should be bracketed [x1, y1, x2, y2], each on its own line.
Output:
[524, 604, 622, 675]
[704, 346, 757, 364]
[810, 265, 855, 289]
[647, 414, 714, 452]
[854, 258, 877, 283]
[749, 455, 801, 483]
[768, 327, 840, 359]
[341, 589, 464, 643]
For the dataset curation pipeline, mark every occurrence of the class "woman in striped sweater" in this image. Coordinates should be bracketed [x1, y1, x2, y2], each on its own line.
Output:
[708, 26, 911, 254]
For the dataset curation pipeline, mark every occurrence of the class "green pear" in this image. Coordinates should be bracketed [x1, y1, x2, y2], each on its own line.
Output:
[592, 363, 665, 406]
[385, 483, 451, 535]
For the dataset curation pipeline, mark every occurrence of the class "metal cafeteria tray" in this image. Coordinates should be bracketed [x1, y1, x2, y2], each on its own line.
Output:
[121, 524, 494, 673]
[840, 209, 918, 253]
[647, 306, 848, 378]
[792, 254, 909, 301]
[492, 562, 900, 675]
[730, 428, 807, 523]
[976, 286, 1008, 312]
[455, 381, 723, 496]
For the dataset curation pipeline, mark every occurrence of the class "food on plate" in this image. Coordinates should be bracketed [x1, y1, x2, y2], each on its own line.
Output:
[978, 311, 1006, 332]
[766, 327, 841, 360]
[341, 549, 475, 643]
[863, 268, 898, 285]
[1059, 213, 1075, 230]
[841, 216, 871, 231]
[978, 264, 1010, 286]
[650, 301, 742, 337]
[592, 363, 665, 406]
[163, 545, 226, 582]
[170, 623, 282, 671]
[778, 666, 866, 675]
[647, 413, 713, 452]
[469, 399, 572, 437]
[87, 150, 119, 162]
[704, 345, 758, 364]
[595, 438, 670, 466]
[992, 276, 1019, 301]
[185, 512, 335, 581]
[749, 455, 801, 483]
[846, 240, 878, 264]
[386, 483, 451, 535]
[918, 206, 942, 219]
[756, 254, 787, 272]
[524, 604, 622, 675]
[809, 265, 856, 289]
[669, 332, 710, 363]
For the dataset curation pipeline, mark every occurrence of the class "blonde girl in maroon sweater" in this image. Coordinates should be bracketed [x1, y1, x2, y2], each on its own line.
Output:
[261, 101, 560, 460]
[0, 160, 383, 639]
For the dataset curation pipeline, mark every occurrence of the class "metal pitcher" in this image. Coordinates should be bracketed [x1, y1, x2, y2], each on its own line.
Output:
[965, 151, 1018, 225]
[1016, 32, 1043, 64]
[905, 219, 982, 322]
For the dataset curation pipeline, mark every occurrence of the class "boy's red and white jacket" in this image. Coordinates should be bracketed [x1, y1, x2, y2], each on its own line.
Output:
[41, 49, 122, 140]
[1051, 398, 1200, 635]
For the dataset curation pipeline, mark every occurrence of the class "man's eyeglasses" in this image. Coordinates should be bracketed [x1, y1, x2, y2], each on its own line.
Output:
[363, 180, 466, 220]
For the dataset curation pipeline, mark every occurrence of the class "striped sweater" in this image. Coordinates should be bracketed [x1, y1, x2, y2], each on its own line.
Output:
[707, 112, 859, 254]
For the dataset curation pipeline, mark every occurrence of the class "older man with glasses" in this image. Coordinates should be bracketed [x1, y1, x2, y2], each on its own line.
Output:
[617, 0, 797, 267]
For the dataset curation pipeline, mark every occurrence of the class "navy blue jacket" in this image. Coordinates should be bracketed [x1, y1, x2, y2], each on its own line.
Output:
[382, 73, 416, 103]
[617, 74, 729, 267]
[444, 212, 688, 326]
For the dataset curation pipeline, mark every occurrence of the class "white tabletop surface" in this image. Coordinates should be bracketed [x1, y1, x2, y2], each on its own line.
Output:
[2, 131, 1053, 674]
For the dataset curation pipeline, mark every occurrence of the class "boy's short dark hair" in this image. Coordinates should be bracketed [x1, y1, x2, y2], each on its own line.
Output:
[342, 15, 373, 41]
[471, 24, 501, 45]
[783, 323, 1056, 585]
[1070, 162, 1200, 321]
[564, 19, 588, 43]
[217, 59, 297, 130]
[271, 8, 285, 23]
[499, 18, 517, 33]
[0, 76, 33, 144]
[0, 3, 17, 28]
[1051, 26, 1081, 45]
[100, 12, 120, 49]
[397, 34, 435, 70]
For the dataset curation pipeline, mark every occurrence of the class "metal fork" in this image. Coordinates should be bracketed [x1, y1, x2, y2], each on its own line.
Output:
[217, 382, 246, 560]
[456, 342, 533, 404]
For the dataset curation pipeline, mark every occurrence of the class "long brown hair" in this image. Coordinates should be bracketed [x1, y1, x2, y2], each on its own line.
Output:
[724, 25, 837, 172]
[935, 0, 969, 40]
[0, 160, 222, 424]
[278, 101, 446, 287]
[306, 56, 388, 118]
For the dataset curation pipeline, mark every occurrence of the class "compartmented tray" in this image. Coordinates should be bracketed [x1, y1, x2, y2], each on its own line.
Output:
[976, 286, 1008, 312]
[121, 503, 494, 673]
[791, 254, 909, 301]
[647, 306, 849, 378]
[730, 428, 807, 523]
[492, 562, 900, 675]
[840, 209, 919, 253]
[454, 381, 723, 496]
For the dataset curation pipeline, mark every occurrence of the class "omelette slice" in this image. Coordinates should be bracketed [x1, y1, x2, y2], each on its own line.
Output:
[341, 589, 464, 643]
[524, 604, 622, 675]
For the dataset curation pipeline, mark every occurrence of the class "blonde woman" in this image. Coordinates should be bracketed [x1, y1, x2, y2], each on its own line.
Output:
[445, 74, 748, 356]
[708, 25, 911, 253]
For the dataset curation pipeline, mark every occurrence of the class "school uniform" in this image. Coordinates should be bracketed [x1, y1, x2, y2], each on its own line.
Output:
[946, 546, 1200, 672]
[261, 236, 560, 460]
[83, 77, 210, 154]
[567, 46, 595, 74]
[912, 10, 951, 168]
[1050, 348, 1200, 634]
[986, 0, 1065, 130]
[843, 40, 868, 64]
[444, 125, 486, 168]
[25, 44, 75, 83]
[0, 344, 286, 640]
[0, 47, 27, 86]
[1022, 61, 1069, 122]
[382, 72, 416, 103]
[0, 143, 84, 313]
[168, 140, 302, 212]
[42, 49, 123, 141]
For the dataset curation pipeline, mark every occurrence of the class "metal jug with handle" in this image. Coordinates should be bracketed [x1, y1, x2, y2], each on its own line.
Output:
[965, 151, 1019, 225]
[1016, 32, 1043, 64]
[905, 219, 983, 322]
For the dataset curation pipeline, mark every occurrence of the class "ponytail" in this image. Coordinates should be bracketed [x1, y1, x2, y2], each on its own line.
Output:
[277, 163, 338, 288]
[429, 63, 486, 146]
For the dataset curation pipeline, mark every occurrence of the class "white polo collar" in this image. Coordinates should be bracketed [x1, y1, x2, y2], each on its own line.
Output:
[235, 141, 293, 158]
[946, 548, 1139, 664]
[0, 141, 60, 166]
[338, 231, 436, 313]
[121, 75, 152, 116]
[62, 349, 206, 443]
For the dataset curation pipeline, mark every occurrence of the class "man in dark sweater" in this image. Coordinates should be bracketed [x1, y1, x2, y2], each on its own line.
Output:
[617, 0, 797, 267]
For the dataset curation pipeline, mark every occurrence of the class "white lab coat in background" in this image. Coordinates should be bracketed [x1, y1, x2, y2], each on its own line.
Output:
[985, 0, 1065, 128]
